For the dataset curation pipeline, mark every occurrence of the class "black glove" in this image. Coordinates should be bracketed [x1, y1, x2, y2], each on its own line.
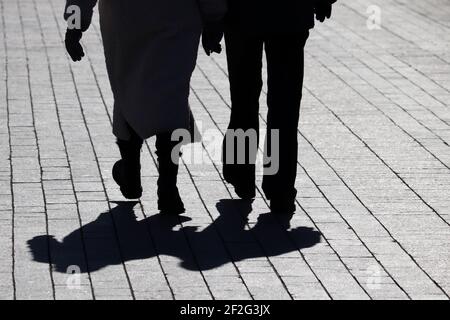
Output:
[202, 21, 224, 56]
[65, 28, 85, 62]
[315, 0, 335, 23]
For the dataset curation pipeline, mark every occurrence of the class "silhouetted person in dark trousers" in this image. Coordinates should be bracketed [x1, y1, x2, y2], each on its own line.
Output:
[64, 0, 226, 214]
[203, 0, 337, 214]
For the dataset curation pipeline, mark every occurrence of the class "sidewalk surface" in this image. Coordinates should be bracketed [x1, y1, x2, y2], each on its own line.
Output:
[1, 0, 450, 300]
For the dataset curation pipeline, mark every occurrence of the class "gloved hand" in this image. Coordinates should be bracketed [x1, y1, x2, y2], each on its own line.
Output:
[65, 28, 84, 62]
[315, 0, 336, 23]
[202, 21, 224, 56]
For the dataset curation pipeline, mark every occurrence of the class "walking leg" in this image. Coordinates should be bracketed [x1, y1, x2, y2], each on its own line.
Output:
[156, 132, 185, 215]
[113, 125, 143, 199]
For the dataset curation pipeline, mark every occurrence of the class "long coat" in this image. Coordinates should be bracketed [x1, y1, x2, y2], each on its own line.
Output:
[65, 0, 227, 140]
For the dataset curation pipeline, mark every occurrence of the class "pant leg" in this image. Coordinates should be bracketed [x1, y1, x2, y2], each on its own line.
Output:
[262, 31, 309, 201]
[223, 29, 264, 182]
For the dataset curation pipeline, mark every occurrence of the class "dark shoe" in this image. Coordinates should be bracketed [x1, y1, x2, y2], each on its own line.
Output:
[225, 175, 256, 200]
[223, 165, 256, 200]
[270, 198, 296, 214]
[263, 178, 297, 212]
[158, 187, 185, 215]
[233, 180, 256, 200]
[113, 159, 143, 199]
[113, 139, 143, 199]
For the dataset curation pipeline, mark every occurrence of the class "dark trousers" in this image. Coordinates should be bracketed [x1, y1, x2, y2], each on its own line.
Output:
[223, 29, 309, 201]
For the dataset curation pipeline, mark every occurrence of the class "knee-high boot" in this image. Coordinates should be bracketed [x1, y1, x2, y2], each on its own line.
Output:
[113, 137, 143, 199]
[156, 133, 185, 214]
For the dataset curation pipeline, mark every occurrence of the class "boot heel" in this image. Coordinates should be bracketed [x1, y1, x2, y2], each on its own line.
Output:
[158, 187, 185, 215]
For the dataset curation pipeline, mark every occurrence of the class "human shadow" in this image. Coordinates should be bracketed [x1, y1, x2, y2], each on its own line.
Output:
[28, 200, 321, 273]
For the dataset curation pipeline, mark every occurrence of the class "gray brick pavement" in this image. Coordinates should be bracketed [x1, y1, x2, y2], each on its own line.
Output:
[0, 0, 449, 300]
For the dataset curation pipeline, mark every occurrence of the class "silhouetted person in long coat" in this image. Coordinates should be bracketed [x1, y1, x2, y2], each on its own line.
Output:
[64, 0, 226, 214]
[204, 0, 336, 213]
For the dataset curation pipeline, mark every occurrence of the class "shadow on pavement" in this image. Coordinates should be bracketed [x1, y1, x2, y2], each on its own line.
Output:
[28, 199, 321, 273]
